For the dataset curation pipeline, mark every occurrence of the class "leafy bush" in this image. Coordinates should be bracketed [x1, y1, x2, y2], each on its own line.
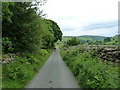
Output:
[61, 47, 119, 88]
[39, 49, 49, 55]
[2, 49, 51, 88]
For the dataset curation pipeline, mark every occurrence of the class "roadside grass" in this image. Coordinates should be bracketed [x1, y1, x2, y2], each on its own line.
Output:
[2, 49, 52, 88]
[56, 44, 64, 50]
[60, 46, 119, 88]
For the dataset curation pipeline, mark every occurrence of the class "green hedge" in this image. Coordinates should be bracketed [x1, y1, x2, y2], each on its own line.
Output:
[61, 46, 119, 88]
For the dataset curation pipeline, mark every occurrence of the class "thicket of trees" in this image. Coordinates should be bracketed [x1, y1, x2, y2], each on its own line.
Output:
[64, 36, 118, 46]
[66, 37, 80, 46]
[103, 37, 111, 42]
[2, 2, 62, 54]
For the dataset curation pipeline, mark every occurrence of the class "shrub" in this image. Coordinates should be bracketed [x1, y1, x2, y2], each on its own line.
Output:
[2, 49, 51, 88]
[61, 46, 119, 88]
[39, 49, 49, 55]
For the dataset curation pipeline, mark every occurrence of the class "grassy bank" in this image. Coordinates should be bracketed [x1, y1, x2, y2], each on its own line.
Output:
[60, 46, 119, 88]
[2, 49, 52, 88]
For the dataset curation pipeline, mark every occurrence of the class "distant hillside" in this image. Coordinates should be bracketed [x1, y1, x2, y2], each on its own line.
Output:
[105, 35, 118, 45]
[62, 35, 106, 41]
[78, 35, 106, 40]
[61, 35, 118, 45]
[62, 36, 73, 42]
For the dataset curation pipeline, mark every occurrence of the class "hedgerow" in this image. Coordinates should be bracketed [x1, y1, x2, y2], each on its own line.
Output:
[61, 46, 119, 88]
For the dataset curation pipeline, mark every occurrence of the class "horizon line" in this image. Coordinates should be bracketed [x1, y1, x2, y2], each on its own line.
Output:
[62, 34, 118, 37]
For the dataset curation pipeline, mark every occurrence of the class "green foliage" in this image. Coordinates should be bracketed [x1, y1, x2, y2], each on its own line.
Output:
[2, 2, 14, 22]
[41, 19, 63, 49]
[79, 35, 106, 40]
[67, 37, 80, 46]
[61, 46, 119, 88]
[105, 35, 118, 45]
[104, 37, 111, 42]
[62, 35, 118, 45]
[39, 49, 49, 55]
[62, 36, 98, 45]
[2, 49, 52, 88]
[2, 37, 14, 53]
[2, 2, 40, 53]
[2, 2, 62, 88]
[2, 2, 62, 53]
[46, 19, 63, 42]
[41, 20, 55, 49]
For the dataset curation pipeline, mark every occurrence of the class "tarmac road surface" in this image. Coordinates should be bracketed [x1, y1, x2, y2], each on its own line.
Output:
[25, 47, 80, 88]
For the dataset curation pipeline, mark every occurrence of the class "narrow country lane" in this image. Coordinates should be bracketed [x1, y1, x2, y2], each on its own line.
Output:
[25, 47, 80, 88]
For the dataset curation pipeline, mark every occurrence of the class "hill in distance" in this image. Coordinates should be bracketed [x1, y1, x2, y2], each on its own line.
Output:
[78, 35, 106, 40]
[61, 35, 118, 45]
[62, 35, 106, 41]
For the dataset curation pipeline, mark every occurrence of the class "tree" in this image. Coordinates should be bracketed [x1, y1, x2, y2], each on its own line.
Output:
[4, 2, 43, 53]
[2, 2, 14, 22]
[67, 37, 80, 46]
[45, 19, 63, 42]
[41, 19, 55, 49]
[41, 19, 63, 49]
[2, 2, 63, 53]
[104, 37, 111, 42]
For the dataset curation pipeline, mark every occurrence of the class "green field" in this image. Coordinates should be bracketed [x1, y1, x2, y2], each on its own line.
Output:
[61, 35, 119, 45]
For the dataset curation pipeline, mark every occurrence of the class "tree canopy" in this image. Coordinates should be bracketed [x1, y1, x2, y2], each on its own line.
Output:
[67, 37, 80, 46]
[2, 2, 62, 54]
[104, 37, 111, 42]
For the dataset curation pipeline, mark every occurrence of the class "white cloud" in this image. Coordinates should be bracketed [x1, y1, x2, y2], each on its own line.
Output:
[63, 26, 118, 36]
[41, 0, 119, 36]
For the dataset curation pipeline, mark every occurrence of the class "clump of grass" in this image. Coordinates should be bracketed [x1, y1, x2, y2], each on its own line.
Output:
[61, 46, 119, 88]
[2, 49, 52, 88]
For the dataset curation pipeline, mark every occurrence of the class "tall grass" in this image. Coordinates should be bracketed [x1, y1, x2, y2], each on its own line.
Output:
[61, 46, 119, 88]
[2, 49, 52, 88]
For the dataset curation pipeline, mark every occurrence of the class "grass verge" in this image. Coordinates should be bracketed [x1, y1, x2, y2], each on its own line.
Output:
[60, 46, 119, 88]
[2, 49, 52, 88]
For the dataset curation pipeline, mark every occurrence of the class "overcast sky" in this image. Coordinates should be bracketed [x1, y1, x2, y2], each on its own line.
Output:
[42, 0, 119, 36]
